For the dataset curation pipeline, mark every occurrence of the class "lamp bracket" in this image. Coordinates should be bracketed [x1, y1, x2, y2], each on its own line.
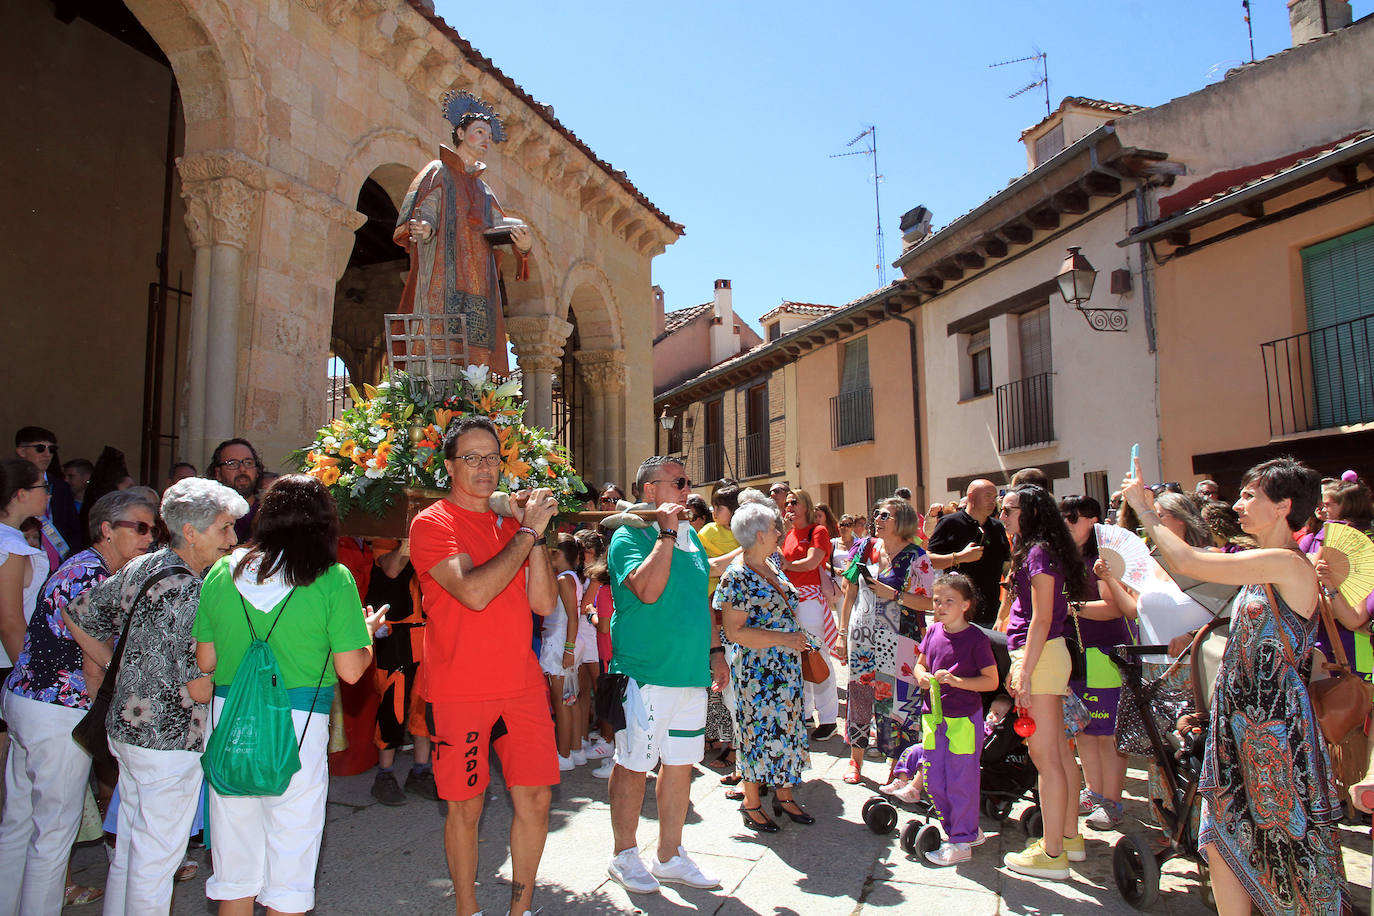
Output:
[1076, 306, 1128, 332]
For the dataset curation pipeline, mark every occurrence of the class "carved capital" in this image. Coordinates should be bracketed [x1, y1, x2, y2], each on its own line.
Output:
[205, 178, 258, 250]
[575, 349, 626, 392]
[507, 315, 574, 372]
[182, 186, 213, 249]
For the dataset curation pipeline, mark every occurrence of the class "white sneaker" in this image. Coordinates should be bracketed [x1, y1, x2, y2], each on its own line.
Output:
[583, 740, 613, 759]
[609, 848, 660, 894]
[592, 758, 615, 779]
[969, 828, 987, 847]
[570, 748, 588, 766]
[878, 779, 908, 796]
[649, 846, 721, 889]
[558, 754, 575, 771]
[925, 841, 972, 866]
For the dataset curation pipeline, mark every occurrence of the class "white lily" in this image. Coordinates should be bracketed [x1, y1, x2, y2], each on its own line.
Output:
[461, 364, 490, 387]
[494, 378, 523, 399]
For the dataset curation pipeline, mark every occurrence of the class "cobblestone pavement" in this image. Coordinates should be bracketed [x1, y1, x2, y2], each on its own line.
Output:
[66, 710, 1372, 915]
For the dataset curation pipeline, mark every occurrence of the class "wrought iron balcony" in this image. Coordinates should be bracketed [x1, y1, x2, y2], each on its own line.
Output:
[699, 442, 726, 483]
[830, 387, 875, 448]
[743, 431, 770, 478]
[996, 372, 1055, 451]
[1262, 315, 1374, 436]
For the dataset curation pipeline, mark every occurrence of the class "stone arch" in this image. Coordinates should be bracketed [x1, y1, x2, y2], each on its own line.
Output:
[125, 0, 266, 159]
[336, 128, 434, 214]
[559, 259, 623, 351]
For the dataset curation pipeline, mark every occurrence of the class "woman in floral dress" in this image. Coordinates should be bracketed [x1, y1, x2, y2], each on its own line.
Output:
[714, 501, 813, 833]
[1123, 456, 1345, 915]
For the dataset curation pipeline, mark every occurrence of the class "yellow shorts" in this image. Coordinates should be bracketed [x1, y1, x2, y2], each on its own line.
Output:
[1008, 637, 1071, 697]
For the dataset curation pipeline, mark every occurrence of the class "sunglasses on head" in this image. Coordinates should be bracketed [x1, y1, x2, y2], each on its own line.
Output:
[113, 520, 155, 536]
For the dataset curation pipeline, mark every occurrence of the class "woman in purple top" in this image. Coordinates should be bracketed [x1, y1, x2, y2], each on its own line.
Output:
[1059, 495, 1130, 830]
[998, 485, 1088, 880]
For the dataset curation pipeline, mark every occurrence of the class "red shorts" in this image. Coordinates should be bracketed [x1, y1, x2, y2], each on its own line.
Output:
[426, 689, 559, 801]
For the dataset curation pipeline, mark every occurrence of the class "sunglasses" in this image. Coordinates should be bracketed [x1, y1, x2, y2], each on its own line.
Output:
[113, 520, 155, 536]
[873, 510, 894, 521]
[20, 443, 55, 454]
[651, 477, 689, 490]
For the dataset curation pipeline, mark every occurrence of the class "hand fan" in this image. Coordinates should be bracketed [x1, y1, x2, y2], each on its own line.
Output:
[1094, 523, 1153, 590]
[1321, 522, 1374, 607]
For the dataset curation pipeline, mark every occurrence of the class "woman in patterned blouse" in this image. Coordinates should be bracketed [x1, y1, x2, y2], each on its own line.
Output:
[68, 477, 246, 915]
[0, 490, 157, 915]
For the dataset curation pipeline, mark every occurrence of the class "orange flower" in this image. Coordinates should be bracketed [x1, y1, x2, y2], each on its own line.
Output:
[503, 455, 532, 480]
[434, 408, 454, 430]
[319, 466, 341, 486]
[474, 390, 499, 415]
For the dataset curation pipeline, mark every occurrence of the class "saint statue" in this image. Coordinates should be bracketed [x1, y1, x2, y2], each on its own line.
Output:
[393, 91, 532, 376]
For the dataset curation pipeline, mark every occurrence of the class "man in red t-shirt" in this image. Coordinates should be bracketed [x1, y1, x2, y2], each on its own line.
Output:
[408, 415, 559, 916]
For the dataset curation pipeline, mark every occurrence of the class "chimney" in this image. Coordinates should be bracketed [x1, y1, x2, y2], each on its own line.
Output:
[653, 285, 665, 337]
[710, 279, 735, 365]
[899, 206, 933, 252]
[1288, 0, 1351, 45]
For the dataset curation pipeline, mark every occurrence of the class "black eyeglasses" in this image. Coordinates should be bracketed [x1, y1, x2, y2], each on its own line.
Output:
[20, 443, 55, 454]
[25, 482, 51, 494]
[113, 520, 155, 536]
[651, 477, 689, 490]
[218, 458, 258, 470]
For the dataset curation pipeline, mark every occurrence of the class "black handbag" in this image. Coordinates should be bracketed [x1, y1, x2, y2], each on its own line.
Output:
[72, 565, 190, 784]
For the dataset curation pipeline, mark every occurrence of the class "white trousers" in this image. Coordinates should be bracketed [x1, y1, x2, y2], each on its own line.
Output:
[0, 692, 90, 916]
[796, 597, 838, 725]
[205, 702, 329, 914]
[103, 741, 202, 916]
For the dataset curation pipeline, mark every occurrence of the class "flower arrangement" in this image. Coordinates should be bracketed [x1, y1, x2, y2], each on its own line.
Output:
[292, 365, 585, 519]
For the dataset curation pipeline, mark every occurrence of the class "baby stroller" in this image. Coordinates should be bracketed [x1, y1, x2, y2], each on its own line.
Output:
[1109, 617, 1226, 910]
[860, 703, 1041, 856]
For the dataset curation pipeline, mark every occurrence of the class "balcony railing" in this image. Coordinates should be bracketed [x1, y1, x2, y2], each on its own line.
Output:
[699, 442, 726, 483]
[1262, 315, 1374, 437]
[743, 431, 770, 478]
[830, 387, 875, 448]
[996, 372, 1055, 451]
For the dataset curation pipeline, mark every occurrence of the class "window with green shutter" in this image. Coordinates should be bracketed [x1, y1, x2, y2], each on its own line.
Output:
[1301, 224, 1374, 428]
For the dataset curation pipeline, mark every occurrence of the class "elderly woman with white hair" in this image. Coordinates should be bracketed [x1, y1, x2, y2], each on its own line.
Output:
[66, 477, 246, 915]
[712, 501, 814, 834]
[0, 490, 158, 915]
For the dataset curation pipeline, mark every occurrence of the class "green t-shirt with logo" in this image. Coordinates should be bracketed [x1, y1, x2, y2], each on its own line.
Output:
[193, 558, 370, 690]
[608, 525, 711, 688]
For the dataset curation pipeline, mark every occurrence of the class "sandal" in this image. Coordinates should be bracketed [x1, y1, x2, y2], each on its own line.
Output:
[720, 771, 743, 786]
[725, 787, 745, 801]
[705, 747, 736, 771]
[64, 885, 104, 907]
[842, 761, 862, 785]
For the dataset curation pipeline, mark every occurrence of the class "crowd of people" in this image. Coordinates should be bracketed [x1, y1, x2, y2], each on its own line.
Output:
[1, 417, 1371, 916]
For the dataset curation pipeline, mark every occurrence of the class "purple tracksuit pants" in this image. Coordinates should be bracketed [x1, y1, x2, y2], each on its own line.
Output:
[921, 715, 983, 844]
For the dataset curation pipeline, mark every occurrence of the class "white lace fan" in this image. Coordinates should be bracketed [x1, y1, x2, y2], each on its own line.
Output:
[1322, 522, 1374, 608]
[1094, 524, 1153, 590]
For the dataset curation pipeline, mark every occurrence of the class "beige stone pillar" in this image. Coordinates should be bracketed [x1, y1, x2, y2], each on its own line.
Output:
[506, 314, 573, 430]
[576, 349, 627, 490]
[178, 175, 258, 467]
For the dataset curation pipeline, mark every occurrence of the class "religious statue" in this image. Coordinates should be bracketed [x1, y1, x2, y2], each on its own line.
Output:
[393, 90, 532, 376]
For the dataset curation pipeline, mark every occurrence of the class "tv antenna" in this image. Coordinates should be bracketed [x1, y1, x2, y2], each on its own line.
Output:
[990, 49, 1050, 118]
[830, 125, 886, 285]
[1241, 0, 1256, 62]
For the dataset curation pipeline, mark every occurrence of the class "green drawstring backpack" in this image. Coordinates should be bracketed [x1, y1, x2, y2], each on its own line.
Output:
[202, 590, 324, 796]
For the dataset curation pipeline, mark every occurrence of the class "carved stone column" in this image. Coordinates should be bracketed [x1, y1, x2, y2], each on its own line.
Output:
[181, 191, 213, 468]
[576, 349, 627, 489]
[506, 314, 573, 430]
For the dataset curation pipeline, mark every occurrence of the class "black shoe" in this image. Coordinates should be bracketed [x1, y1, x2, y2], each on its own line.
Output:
[811, 723, 837, 741]
[404, 767, 439, 801]
[371, 771, 406, 806]
[740, 806, 779, 833]
[772, 796, 815, 825]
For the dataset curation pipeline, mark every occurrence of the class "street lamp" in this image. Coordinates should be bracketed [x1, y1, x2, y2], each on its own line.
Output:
[1056, 246, 1126, 332]
[659, 409, 676, 431]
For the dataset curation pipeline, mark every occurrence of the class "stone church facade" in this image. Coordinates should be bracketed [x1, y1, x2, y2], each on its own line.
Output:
[5, 0, 679, 490]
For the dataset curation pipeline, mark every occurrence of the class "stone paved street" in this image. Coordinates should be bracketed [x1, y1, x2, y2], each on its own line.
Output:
[69, 730, 1372, 915]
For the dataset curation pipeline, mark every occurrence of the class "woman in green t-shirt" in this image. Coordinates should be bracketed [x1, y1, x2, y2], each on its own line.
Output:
[193, 475, 385, 915]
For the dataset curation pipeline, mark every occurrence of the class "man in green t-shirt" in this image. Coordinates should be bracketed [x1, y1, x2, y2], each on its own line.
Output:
[605, 457, 727, 896]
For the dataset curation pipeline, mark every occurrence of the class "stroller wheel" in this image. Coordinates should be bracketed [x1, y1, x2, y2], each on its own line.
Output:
[863, 799, 898, 834]
[1019, 805, 1043, 838]
[1113, 833, 1161, 910]
[981, 797, 1013, 822]
[901, 821, 941, 857]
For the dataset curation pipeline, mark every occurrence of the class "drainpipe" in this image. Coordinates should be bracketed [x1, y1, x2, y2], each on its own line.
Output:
[1134, 182, 1164, 481]
[885, 299, 925, 507]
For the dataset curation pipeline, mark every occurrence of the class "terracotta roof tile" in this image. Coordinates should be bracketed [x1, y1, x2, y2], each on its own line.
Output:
[1020, 96, 1146, 139]
[405, 0, 683, 236]
[759, 301, 838, 322]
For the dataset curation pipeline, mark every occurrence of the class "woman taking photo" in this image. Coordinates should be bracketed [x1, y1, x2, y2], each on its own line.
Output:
[67, 479, 245, 914]
[836, 498, 935, 784]
[999, 485, 1086, 880]
[0, 491, 154, 914]
[780, 489, 837, 739]
[713, 502, 812, 833]
[1121, 456, 1344, 915]
[194, 475, 385, 916]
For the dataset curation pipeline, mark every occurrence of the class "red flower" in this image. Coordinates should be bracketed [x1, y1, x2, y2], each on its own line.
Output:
[874, 682, 893, 702]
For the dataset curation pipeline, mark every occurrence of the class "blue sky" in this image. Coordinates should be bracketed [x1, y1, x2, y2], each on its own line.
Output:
[436, 0, 1370, 330]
